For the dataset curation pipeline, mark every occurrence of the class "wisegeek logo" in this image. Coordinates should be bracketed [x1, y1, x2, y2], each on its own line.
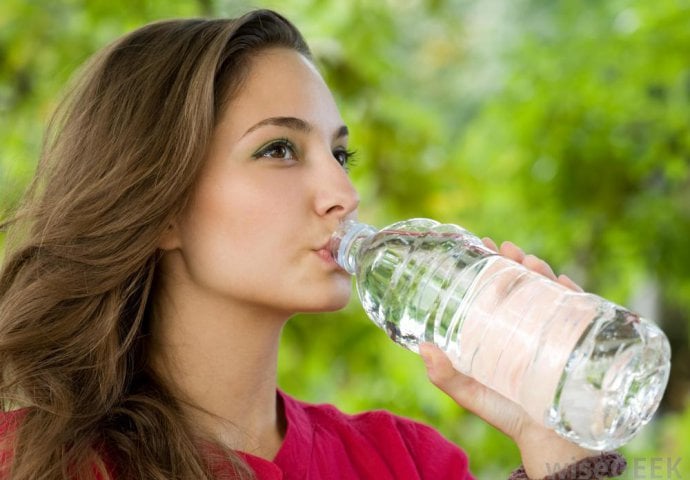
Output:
[630, 457, 684, 479]
[544, 456, 684, 479]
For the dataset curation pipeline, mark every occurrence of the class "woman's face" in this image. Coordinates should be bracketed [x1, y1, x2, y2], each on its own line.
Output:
[160, 47, 359, 316]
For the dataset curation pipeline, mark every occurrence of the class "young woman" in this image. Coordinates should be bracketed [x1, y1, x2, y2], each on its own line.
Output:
[0, 9, 626, 479]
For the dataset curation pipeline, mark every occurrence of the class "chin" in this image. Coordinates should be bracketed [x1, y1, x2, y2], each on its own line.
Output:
[301, 288, 352, 313]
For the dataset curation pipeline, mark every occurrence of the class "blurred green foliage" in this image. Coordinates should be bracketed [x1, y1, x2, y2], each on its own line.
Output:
[1, 0, 688, 477]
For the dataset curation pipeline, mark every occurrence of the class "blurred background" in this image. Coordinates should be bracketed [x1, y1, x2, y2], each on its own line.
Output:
[1, 0, 689, 477]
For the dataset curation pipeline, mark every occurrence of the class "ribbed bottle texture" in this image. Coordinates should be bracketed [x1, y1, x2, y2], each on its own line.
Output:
[330, 218, 671, 450]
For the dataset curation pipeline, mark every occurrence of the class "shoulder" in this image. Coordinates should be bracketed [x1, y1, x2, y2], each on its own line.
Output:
[0, 409, 111, 480]
[296, 395, 444, 444]
[302, 397, 466, 457]
[0, 408, 25, 444]
[282, 392, 474, 479]
[0, 408, 25, 433]
[0, 408, 27, 476]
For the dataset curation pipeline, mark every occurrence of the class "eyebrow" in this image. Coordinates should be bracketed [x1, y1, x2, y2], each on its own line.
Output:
[242, 116, 349, 140]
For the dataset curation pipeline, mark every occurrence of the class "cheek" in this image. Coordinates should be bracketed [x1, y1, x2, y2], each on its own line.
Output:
[178, 177, 303, 289]
[192, 176, 272, 234]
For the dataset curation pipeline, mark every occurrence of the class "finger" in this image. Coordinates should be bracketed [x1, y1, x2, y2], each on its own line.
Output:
[419, 343, 483, 405]
[522, 254, 558, 281]
[499, 241, 526, 263]
[482, 237, 499, 252]
[419, 342, 522, 438]
[557, 273, 584, 292]
[419, 342, 455, 385]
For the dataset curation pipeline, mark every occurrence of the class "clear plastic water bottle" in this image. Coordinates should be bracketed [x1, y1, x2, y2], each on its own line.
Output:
[330, 218, 671, 450]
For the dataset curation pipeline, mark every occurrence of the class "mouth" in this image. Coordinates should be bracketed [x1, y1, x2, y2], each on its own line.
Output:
[314, 239, 341, 268]
[315, 247, 336, 264]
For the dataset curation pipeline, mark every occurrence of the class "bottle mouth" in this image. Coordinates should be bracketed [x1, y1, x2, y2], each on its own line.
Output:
[329, 220, 376, 274]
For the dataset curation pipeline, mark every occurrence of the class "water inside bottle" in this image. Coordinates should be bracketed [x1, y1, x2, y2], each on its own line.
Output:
[550, 308, 670, 449]
[353, 223, 670, 449]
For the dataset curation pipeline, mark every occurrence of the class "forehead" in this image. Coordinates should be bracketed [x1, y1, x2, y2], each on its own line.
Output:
[220, 47, 343, 135]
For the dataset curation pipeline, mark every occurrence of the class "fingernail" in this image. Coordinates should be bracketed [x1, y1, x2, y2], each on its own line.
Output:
[502, 241, 525, 257]
[482, 237, 498, 252]
[560, 273, 584, 292]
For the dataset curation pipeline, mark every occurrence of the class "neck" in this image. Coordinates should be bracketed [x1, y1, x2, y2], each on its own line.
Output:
[149, 270, 289, 459]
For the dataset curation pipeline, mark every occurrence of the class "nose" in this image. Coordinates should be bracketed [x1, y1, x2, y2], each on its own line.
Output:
[313, 155, 360, 219]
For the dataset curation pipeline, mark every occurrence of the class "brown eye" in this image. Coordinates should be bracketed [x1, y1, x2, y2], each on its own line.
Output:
[333, 148, 357, 170]
[253, 139, 297, 161]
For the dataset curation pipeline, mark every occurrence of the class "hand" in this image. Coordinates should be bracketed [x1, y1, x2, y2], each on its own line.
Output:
[419, 239, 596, 478]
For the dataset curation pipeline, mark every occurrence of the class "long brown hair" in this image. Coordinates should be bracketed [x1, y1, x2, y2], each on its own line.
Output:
[0, 9, 310, 479]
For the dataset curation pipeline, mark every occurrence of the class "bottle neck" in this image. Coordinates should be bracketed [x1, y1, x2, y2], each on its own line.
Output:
[330, 220, 378, 274]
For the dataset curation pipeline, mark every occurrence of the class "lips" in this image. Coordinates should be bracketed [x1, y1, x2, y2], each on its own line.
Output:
[314, 238, 340, 267]
[315, 248, 335, 263]
[314, 228, 350, 270]
[314, 237, 334, 254]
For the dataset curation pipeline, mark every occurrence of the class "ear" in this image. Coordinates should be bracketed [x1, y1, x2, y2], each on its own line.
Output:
[158, 221, 182, 251]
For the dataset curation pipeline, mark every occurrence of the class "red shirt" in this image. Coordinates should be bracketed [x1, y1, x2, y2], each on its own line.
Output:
[239, 390, 474, 479]
[0, 390, 475, 479]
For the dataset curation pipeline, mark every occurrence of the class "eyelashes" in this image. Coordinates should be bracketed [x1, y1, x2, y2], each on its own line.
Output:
[333, 147, 358, 170]
[252, 138, 297, 161]
[252, 138, 358, 170]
